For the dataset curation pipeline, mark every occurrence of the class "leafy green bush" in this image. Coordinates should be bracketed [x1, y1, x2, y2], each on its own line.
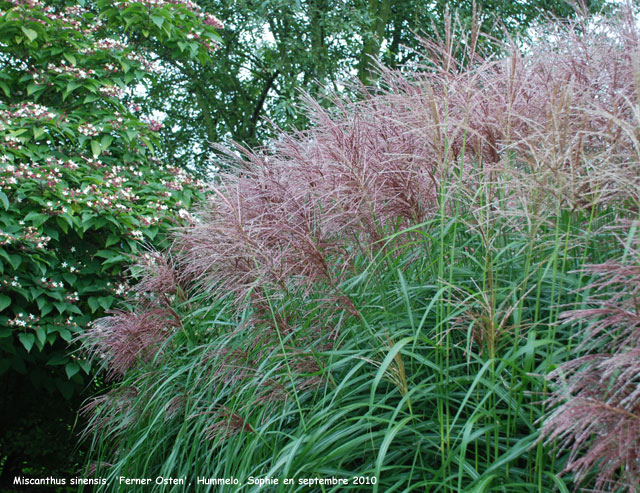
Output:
[0, 0, 219, 393]
[0, 0, 220, 482]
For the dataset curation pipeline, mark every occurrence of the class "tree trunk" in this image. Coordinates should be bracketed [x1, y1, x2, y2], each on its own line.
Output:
[357, 0, 392, 85]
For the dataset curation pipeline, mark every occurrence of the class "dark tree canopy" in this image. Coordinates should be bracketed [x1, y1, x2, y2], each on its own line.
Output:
[142, 0, 607, 172]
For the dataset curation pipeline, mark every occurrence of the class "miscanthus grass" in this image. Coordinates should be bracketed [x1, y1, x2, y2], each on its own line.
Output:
[78, 8, 640, 492]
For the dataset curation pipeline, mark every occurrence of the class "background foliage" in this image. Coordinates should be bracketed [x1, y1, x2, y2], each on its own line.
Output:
[141, 0, 607, 171]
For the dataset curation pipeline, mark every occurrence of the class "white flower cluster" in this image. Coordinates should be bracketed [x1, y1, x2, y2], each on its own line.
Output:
[41, 277, 64, 288]
[0, 102, 55, 121]
[95, 38, 127, 51]
[7, 312, 38, 328]
[98, 85, 125, 99]
[7, 0, 45, 9]
[61, 260, 78, 273]
[3, 136, 22, 149]
[114, 282, 130, 295]
[78, 123, 100, 136]
[125, 52, 161, 73]
[47, 61, 95, 79]
[65, 291, 80, 303]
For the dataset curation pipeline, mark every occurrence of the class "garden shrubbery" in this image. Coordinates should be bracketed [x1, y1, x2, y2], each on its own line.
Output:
[82, 7, 639, 492]
[0, 0, 220, 481]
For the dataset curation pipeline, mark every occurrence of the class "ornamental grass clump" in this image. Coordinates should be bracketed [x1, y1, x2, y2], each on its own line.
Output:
[80, 9, 640, 492]
[541, 224, 640, 492]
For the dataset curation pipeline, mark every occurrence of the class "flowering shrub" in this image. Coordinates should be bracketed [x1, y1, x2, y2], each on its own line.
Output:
[0, 0, 220, 398]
